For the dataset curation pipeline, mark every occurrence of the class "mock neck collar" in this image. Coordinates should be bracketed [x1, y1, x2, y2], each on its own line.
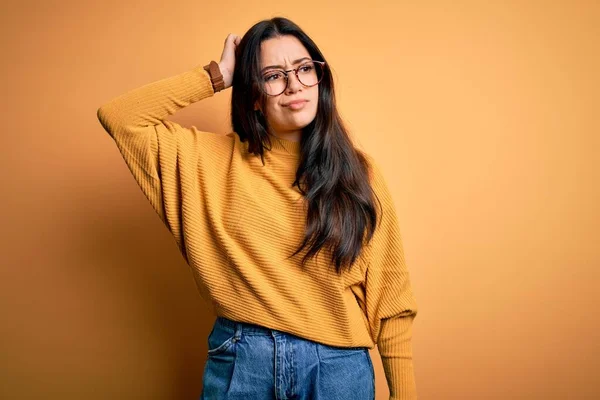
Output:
[268, 134, 301, 156]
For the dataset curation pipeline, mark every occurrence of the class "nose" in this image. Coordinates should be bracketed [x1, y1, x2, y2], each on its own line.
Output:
[285, 71, 303, 94]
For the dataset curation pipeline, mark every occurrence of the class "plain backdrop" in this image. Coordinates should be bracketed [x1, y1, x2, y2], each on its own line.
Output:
[1, 1, 598, 399]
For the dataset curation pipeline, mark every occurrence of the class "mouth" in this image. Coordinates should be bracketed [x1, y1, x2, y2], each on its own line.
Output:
[283, 99, 307, 106]
[284, 100, 308, 110]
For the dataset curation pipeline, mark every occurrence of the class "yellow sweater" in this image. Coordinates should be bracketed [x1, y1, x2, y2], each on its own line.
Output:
[96, 64, 419, 399]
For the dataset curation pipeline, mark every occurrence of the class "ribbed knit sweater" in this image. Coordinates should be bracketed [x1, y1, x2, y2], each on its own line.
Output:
[96, 64, 419, 399]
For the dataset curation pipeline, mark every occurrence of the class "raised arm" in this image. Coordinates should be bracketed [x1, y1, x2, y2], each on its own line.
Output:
[96, 34, 239, 137]
[95, 37, 241, 256]
[96, 64, 219, 226]
[97, 64, 216, 138]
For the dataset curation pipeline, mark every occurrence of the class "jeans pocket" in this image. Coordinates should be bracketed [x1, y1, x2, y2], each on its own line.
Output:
[316, 344, 374, 399]
[207, 322, 237, 357]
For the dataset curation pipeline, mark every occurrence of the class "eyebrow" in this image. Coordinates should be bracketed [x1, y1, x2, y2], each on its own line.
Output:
[261, 57, 312, 73]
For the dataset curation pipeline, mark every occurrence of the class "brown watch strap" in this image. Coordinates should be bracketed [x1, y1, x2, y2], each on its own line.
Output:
[203, 60, 225, 92]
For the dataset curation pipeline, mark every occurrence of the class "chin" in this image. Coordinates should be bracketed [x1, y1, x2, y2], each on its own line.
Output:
[289, 120, 313, 131]
[273, 112, 317, 131]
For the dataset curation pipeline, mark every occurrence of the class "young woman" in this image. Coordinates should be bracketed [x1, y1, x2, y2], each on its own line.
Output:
[97, 17, 418, 400]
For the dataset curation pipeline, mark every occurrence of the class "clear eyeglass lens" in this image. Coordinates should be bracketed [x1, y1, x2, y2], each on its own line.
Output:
[262, 62, 323, 95]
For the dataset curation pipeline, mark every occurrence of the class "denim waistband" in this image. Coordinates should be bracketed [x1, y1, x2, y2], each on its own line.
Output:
[215, 316, 297, 337]
[215, 316, 371, 352]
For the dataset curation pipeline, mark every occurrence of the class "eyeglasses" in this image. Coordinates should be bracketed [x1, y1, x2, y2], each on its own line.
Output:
[260, 60, 326, 96]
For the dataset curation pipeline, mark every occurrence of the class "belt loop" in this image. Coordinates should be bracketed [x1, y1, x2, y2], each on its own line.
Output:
[233, 321, 243, 342]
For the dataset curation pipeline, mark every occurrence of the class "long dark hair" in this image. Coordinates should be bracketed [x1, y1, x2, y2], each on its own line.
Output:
[231, 17, 382, 275]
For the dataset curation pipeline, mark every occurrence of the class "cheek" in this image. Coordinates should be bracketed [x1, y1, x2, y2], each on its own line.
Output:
[264, 102, 281, 119]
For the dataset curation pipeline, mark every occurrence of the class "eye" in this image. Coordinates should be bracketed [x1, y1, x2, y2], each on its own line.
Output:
[264, 72, 284, 81]
[299, 64, 314, 73]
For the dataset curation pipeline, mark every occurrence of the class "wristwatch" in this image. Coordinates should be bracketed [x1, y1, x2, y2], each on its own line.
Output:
[203, 60, 225, 92]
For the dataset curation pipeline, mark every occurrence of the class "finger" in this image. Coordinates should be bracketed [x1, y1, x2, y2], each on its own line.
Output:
[220, 35, 233, 59]
[225, 34, 237, 51]
[227, 33, 238, 45]
[220, 34, 238, 64]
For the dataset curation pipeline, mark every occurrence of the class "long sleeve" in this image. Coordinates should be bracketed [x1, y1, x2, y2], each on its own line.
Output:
[364, 157, 419, 399]
[96, 64, 235, 254]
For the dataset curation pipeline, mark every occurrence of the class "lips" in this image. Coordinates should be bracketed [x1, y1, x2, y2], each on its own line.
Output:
[284, 100, 307, 107]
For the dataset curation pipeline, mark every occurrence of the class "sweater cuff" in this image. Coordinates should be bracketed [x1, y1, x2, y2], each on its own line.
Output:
[189, 63, 216, 100]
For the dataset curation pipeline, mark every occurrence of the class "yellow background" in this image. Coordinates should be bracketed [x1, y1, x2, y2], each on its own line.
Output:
[1, 1, 598, 398]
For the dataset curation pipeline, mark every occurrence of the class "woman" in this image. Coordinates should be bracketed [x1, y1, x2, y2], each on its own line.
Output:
[97, 17, 418, 400]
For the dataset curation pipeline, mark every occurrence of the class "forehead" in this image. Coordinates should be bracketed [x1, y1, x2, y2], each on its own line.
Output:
[260, 35, 310, 66]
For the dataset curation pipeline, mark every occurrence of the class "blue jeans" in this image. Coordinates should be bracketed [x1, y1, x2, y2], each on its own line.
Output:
[201, 316, 376, 400]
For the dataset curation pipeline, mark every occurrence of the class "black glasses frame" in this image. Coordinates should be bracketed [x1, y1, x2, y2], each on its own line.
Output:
[260, 60, 326, 96]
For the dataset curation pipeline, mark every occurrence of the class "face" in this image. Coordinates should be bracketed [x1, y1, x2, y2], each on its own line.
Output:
[255, 35, 320, 141]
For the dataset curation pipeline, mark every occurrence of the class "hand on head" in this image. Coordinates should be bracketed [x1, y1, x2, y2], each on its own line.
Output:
[218, 33, 241, 89]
